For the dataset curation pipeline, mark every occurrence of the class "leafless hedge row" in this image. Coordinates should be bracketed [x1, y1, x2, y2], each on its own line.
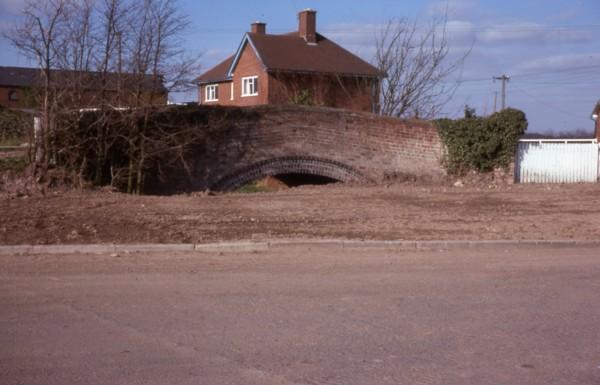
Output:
[4, 0, 200, 190]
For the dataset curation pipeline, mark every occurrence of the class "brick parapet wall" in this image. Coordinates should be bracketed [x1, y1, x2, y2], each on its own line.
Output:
[192, 105, 445, 190]
[155, 105, 444, 190]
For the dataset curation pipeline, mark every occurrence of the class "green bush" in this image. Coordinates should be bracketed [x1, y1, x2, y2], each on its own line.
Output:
[0, 106, 31, 145]
[436, 108, 527, 174]
[290, 90, 314, 106]
[235, 181, 271, 193]
[0, 155, 28, 173]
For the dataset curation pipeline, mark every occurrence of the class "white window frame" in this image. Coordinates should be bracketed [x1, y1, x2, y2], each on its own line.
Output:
[230, 82, 234, 100]
[205, 84, 218, 102]
[241, 76, 259, 97]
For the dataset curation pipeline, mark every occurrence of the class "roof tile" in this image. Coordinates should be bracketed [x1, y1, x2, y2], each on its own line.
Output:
[197, 32, 382, 84]
[0, 66, 166, 93]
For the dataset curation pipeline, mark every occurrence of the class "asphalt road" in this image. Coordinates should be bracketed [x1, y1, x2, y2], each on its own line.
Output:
[1, 243, 600, 385]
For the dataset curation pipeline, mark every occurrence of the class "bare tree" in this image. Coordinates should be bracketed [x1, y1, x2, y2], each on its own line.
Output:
[4, 0, 71, 176]
[119, 0, 201, 193]
[5, 0, 201, 193]
[375, 17, 470, 119]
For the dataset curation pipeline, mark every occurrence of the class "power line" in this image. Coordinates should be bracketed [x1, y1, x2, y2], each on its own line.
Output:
[511, 84, 583, 119]
[509, 82, 599, 91]
[511, 64, 600, 79]
[522, 74, 600, 84]
[456, 64, 600, 84]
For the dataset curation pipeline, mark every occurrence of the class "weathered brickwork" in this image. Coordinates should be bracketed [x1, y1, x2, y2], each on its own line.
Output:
[170, 105, 444, 192]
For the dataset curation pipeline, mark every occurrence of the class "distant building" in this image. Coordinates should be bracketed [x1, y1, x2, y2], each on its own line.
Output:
[0, 66, 168, 110]
[592, 101, 600, 139]
[196, 9, 382, 113]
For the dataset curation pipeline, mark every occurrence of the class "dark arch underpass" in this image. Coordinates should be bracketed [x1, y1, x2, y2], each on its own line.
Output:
[212, 156, 367, 191]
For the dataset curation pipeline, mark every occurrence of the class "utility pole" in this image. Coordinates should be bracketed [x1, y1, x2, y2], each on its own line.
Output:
[493, 74, 510, 110]
[117, 31, 122, 75]
[493, 91, 498, 113]
[117, 31, 123, 106]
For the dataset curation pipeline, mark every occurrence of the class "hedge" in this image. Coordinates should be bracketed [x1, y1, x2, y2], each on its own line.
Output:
[435, 108, 527, 174]
[0, 106, 31, 145]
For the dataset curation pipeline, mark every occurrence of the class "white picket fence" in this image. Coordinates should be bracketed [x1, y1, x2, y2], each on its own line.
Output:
[516, 139, 599, 183]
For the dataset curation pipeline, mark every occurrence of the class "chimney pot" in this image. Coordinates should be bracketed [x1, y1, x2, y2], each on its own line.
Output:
[298, 9, 317, 44]
[251, 22, 266, 34]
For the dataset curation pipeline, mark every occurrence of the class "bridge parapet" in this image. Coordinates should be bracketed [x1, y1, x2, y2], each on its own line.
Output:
[155, 105, 445, 192]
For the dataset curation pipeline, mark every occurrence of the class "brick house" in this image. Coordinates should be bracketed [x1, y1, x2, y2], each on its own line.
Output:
[196, 9, 382, 113]
[0, 66, 168, 110]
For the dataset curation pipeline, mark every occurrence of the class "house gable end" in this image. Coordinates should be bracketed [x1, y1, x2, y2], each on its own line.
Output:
[227, 34, 267, 77]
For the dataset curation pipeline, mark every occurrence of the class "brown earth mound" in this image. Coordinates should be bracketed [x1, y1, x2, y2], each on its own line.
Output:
[2, 182, 600, 245]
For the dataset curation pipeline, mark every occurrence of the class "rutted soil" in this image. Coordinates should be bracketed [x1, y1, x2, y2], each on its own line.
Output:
[2, 182, 600, 244]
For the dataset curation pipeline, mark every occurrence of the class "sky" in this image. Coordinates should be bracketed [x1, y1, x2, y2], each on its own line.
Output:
[0, 0, 599, 134]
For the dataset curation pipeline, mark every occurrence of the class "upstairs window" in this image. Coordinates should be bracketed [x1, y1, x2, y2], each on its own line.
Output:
[205, 84, 218, 102]
[241, 76, 258, 97]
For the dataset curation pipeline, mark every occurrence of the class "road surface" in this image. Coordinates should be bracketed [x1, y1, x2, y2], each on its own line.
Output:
[2, 243, 600, 384]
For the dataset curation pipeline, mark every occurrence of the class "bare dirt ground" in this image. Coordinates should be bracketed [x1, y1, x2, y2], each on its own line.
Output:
[2, 182, 600, 244]
[2, 244, 600, 385]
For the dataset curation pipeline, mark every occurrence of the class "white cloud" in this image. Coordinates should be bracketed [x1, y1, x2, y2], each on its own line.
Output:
[322, 16, 594, 53]
[324, 20, 477, 49]
[477, 22, 593, 44]
[516, 53, 600, 73]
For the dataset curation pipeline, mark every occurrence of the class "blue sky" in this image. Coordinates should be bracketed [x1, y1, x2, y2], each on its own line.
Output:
[1, 0, 599, 134]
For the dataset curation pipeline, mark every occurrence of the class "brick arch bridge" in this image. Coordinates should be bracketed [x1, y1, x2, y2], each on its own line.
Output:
[157, 105, 445, 193]
[213, 156, 366, 191]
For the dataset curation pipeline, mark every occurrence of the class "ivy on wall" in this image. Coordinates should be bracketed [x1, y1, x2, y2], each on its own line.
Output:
[435, 108, 528, 174]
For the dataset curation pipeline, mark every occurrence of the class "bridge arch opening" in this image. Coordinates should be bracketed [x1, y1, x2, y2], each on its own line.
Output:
[212, 156, 366, 192]
[274, 173, 338, 187]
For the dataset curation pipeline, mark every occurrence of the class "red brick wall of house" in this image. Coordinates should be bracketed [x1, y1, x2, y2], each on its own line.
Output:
[199, 44, 268, 106]
[231, 43, 269, 105]
[199, 81, 233, 105]
[0, 86, 27, 108]
[267, 73, 377, 112]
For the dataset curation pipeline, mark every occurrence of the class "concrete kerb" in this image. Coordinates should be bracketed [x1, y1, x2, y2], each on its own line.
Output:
[0, 243, 197, 255]
[1, 239, 600, 255]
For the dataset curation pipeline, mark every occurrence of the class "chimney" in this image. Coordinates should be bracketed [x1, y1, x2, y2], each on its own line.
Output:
[298, 9, 317, 44]
[251, 21, 266, 34]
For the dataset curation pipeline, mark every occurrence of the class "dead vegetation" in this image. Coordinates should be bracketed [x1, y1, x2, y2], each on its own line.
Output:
[3, 0, 200, 193]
